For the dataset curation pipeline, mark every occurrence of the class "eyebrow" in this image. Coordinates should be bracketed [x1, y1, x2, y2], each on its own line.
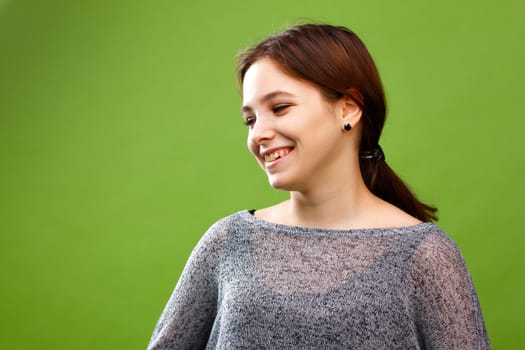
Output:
[241, 91, 296, 114]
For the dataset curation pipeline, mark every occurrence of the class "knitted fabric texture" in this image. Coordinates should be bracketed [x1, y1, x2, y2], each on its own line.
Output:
[148, 210, 490, 349]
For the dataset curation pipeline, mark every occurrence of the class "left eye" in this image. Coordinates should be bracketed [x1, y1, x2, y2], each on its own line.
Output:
[272, 104, 291, 114]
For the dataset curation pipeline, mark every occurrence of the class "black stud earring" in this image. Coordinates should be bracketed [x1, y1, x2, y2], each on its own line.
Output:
[344, 123, 352, 131]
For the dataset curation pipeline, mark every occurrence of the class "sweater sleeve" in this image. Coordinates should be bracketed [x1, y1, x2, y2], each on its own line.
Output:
[147, 218, 228, 350]
[406, 230, 490, 349]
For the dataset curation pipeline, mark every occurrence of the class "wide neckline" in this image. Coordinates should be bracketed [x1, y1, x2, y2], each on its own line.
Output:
[238, 209, 435, 237]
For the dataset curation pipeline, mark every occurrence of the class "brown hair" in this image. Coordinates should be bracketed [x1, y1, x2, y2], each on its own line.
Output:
[237, 24, 437, 222]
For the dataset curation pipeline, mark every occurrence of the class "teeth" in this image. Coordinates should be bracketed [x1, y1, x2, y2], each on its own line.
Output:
[264, 149, 290, 162]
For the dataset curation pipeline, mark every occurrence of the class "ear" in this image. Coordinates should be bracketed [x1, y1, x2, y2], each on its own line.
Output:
[341, 91, 363, 127]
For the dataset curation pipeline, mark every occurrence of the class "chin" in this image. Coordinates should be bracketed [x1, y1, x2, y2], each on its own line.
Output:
[267, 174, 297, 191]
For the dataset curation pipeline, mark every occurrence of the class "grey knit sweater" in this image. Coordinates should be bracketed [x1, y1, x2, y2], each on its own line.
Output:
[148, 210, 490, 349]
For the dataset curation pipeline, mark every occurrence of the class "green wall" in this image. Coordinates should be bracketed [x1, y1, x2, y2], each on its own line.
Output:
[1, 0, 523, 348]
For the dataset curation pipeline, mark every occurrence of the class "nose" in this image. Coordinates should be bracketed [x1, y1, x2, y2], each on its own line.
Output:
[249, 115, 275, 145]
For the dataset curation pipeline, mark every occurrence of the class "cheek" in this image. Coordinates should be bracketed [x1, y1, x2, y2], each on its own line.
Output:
[247, 136, 260, 160]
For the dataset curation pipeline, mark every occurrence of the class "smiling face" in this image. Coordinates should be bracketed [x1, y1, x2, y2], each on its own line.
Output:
[241, 58, 360, 192]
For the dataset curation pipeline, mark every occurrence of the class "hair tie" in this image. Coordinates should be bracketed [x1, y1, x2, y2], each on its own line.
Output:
[360, 145, 385, 161]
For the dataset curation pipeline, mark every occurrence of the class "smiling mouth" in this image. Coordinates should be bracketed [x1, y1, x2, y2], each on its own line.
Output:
[264, 148, 293, 162]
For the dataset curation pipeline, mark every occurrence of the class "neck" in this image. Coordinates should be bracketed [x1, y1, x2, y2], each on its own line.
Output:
[285, 172, 377, 229]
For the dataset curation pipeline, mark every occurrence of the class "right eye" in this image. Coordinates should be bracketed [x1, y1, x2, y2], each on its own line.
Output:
[243, 116, 256, 126]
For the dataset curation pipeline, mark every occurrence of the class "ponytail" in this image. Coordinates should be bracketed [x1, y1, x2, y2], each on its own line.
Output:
[360, 158, 438, 222]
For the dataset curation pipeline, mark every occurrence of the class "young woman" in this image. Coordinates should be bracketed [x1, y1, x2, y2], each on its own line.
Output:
[148, 24, 490, 349]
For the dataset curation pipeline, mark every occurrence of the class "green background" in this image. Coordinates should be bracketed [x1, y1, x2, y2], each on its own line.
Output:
[1, 0, 523, 348]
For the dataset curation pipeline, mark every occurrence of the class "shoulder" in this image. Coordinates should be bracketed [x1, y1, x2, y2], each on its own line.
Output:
[371, 197, 423, 228]
[198, 210, 250, 244]
[412, 225, 464, 264]
[407, 225, 473, 285]
[185, 211, 249, 266]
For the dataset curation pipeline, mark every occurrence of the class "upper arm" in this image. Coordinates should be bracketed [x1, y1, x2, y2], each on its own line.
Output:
[406, 231, 490, 349]
[147, 218, 228, 350]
